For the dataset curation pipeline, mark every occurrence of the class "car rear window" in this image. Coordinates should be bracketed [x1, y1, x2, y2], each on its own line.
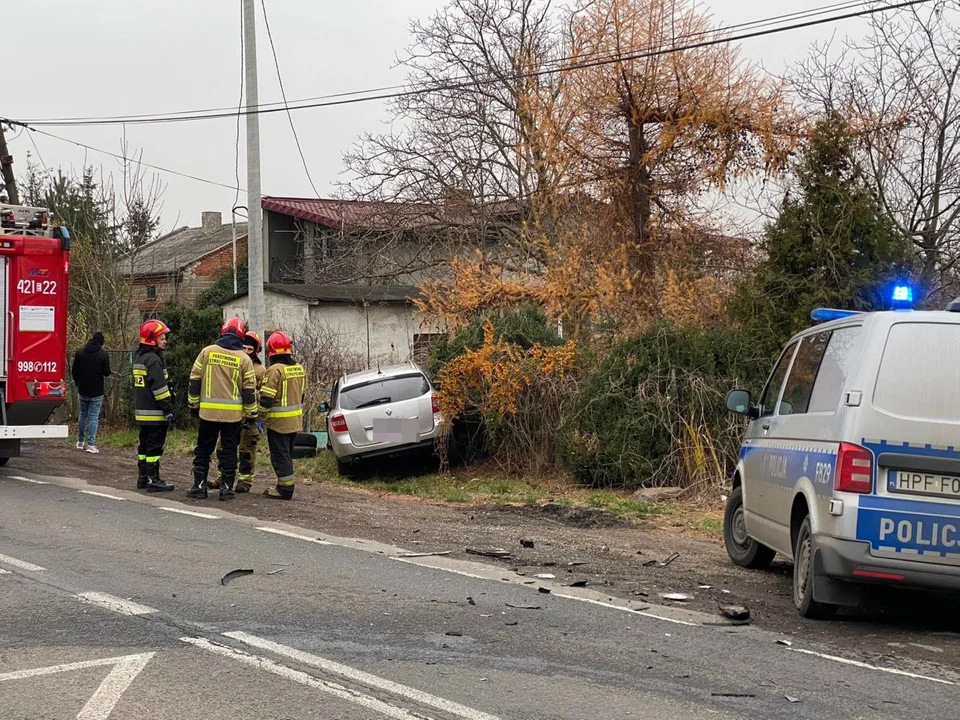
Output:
[874, 322, 960, 422]
[339, 374, 431, 411]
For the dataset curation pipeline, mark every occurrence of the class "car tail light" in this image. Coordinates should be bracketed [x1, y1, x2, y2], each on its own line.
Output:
[431, 394, 441, 414]
[835, 442, 873, 494]
[330, 414, 348, 433]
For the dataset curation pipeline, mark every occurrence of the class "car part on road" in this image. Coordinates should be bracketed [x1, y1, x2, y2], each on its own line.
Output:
[659, 552, 680, 567]
[221, 568, 254, 585]
[466, 547, 512, 559]
[396, 551, 451, 558]
[719, 605, 751, 622]
[520, 538, 535, 548]
[661, 593, 692, 601]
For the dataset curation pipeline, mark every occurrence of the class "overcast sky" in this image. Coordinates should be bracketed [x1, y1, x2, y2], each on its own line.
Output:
[6, 0, 868, 234]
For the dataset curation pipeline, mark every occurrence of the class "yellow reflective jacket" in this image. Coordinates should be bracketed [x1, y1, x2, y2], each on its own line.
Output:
[259, 359, 306, 434]
[187, 339, 258, 423]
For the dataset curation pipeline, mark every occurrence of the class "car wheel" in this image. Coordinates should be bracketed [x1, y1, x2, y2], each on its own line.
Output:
[793, 516, 837, 619]
[724, 486, 776, 569]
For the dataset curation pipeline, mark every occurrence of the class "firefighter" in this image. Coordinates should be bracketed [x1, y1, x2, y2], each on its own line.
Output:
[259, 330, 306, 500]
[186, 317, 258, 500]
[133, 320, 175, 493]
[209, 331, 266, 493]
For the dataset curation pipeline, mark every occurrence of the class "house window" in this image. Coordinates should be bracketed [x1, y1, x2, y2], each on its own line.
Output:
[413, 333, 446, 364]
[146, 285, 157, 300]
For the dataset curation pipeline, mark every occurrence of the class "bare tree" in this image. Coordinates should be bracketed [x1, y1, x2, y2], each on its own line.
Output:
[796, 1, 960, 301]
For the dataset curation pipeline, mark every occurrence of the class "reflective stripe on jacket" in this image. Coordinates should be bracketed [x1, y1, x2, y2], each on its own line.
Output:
[188, 342, 257, 423]
[133, 348, 172, 425]
[259, 361, 306, 434]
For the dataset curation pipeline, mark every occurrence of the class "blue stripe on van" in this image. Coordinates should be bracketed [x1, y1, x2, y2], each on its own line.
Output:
[861, 439, 960, 460]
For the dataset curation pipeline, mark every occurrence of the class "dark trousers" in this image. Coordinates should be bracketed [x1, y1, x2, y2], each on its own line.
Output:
[267, 429, 296, 484]
[138, 424, 168, 463]
[193, 420, 242, 479]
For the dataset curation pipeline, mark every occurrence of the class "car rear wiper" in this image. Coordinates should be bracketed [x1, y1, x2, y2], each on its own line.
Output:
[354, 397, 392, 409]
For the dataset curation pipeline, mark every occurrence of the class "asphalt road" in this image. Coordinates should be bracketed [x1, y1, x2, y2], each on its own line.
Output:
[0, 470, 955, 720]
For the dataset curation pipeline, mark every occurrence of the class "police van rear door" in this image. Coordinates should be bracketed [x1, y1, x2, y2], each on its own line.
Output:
[853, 316, 960, 566]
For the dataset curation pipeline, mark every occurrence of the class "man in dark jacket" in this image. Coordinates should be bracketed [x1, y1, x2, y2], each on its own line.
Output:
[133, 321, 175, 493]
[71, 331, 111, 453]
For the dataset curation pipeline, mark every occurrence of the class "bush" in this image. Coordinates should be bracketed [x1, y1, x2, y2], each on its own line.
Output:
[558, 321, 769, 491]
[156, 302, 224, 426]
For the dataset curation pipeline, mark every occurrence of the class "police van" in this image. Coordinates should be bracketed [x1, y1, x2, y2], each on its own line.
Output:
[724, 286, 960, 618]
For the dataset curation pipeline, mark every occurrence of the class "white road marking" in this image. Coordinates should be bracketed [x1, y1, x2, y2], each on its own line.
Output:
[393, 558, 487, 579]
[76, 592, 157, 616]
[182, 637, 436, 720]
[226, 631, 501, 720]
[160, 507, 219, 519]
[8, 475, 48, 484]
[80, 490, 125, 501]
[256, 526, 332, 544]
[0, 652, 154, 720]
[77, 653, 154, 720]
[0, 552, 45, 571]
[789, 648, 954, 685]
[553, 593, 698, 626]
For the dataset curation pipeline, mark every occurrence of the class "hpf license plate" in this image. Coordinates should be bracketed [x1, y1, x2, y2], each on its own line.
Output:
[889, 469, 960, 500]
[372, 418, 419, 444]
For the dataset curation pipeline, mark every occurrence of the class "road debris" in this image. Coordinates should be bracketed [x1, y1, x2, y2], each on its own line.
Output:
[506, 603, 542, 610]
[661, 593, 691, 602]
[520, 538, 535, 548]
[397, 551, 452, 558]
[659, 552, 681, 567]
[567, 560, 587, 567]
[785, 696, 801, 704]
[631, 590, 649, 597]
[466, 547, 512, 559]
[445, 631, 463, 637]
[712, 693, 755, 698]
[266, 567, 286, 576]
[467, 597, 477, 606]
[505, 621, 518, 626]
[538, 587, 551, 594]
[698, 585, 712, 589]
[534, 573, 556, 579]
[568, 580, 589, 588]
[221, 568, 253, 585]
[641, 559, 658, 567]
[776, 639, 793, 647]
[719, 605, 751, 622]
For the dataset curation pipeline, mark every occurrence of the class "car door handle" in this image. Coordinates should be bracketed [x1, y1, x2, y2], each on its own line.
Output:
[762, 423, 771, 431]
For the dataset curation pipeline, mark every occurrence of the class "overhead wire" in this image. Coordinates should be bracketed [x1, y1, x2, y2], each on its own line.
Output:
[259, 0, 322, 197]
[11, 0, 929, 129]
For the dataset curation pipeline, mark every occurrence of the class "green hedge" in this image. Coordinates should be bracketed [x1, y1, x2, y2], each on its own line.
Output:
[558, 321, 769, 489]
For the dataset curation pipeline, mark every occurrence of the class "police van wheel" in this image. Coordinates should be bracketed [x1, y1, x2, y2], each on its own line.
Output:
[793, 516, 837, 620]
[724, 486, 776, 569]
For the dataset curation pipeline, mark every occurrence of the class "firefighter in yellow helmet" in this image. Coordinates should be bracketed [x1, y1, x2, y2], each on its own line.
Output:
[132, 320, 175, 493]
[186, 317, 258, 500]
[209, 330, 267, 493]
[259, 330, 306, 500]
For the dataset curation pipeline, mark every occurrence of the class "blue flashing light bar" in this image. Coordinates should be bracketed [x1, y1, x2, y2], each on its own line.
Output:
[810, 308, 865, 323]
[892, 284, 913, 303]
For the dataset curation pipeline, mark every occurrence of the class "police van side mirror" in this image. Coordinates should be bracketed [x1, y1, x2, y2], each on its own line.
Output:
[726, 389, 758, 419]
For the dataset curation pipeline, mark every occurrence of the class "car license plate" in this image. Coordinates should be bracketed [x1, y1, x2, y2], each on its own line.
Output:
[372, 418, 418, 444]
[888, 469, 960, 500]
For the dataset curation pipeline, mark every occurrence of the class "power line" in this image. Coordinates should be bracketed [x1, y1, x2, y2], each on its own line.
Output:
[17, 0, 870, 127]
[30, 128, 244, 192]
[260, 0, 321, 197]
[12, 0, 928, 129]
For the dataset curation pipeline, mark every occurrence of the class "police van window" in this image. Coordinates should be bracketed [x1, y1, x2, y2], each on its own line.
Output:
[759, 342, 797, 417]
[874, 323, 960, 422]
[779, 332, 830, 415]
[807, 326, 861, 413]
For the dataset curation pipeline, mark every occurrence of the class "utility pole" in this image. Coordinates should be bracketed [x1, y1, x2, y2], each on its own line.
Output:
[0, 123, 20, 205]
[242, 0, 265, 343]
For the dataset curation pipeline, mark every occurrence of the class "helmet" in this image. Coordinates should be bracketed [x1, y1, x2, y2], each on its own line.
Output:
[243, 330, 262, 354]
[221, 316, 246, 339]
[266, 330, 293, 357]
[139, 319, 171, 346]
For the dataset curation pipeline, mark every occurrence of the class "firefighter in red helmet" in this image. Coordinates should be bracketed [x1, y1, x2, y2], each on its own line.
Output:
[186, 317, 258, 500]
[259, 330, 306, 500]
[132, 319, 175, 493]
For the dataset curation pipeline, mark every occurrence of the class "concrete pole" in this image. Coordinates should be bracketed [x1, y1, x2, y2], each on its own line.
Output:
[0, 124, 20, 205]
[243, 0, 265, 342]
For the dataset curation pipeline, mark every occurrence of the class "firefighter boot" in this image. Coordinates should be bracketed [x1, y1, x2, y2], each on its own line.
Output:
[136, 460, 148, 490]
[186, 467, 209, 499]
[145, 462, 174, 493]
[263, 481, 294, 501]
[219, 473, 236, 501]
[236, 450, 253, 493]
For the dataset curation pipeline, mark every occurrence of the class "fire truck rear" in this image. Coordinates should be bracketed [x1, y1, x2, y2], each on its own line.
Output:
[0, 203, 71, 464]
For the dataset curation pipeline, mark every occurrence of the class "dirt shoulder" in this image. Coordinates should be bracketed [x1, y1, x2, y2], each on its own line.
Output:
[13, 439, 960, 676]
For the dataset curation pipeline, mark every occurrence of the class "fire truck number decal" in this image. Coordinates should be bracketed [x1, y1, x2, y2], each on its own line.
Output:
[16, 279, 58, 296]
[17, 361, 57, 373]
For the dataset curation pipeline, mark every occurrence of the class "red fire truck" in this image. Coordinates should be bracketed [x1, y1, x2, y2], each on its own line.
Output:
[0, 203, 71, 464]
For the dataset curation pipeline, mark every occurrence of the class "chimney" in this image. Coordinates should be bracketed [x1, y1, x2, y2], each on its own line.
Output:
[201, 211, 222, 235]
